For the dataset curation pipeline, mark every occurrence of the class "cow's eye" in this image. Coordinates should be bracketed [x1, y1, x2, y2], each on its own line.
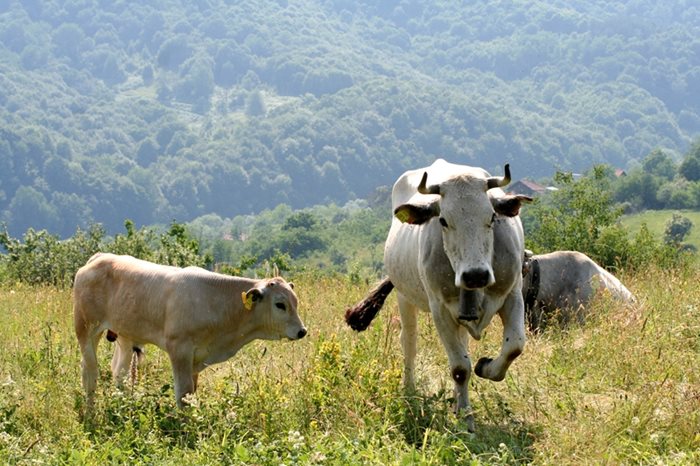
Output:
[275, 302, 286, 311]
[439, 217, 448, 228]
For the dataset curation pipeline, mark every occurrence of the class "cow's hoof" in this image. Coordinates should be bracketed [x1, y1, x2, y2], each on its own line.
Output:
[474, 357, 492, 378]
[466, 414, 476, 434]
[464, 413, 476, 433]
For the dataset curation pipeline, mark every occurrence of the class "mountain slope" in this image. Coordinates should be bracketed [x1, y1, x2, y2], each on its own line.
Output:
[0, 0, 698, 236]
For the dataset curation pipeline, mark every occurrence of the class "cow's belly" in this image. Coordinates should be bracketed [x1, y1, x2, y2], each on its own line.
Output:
[103, 285, 170, 348]
[384, 220, 432, 311]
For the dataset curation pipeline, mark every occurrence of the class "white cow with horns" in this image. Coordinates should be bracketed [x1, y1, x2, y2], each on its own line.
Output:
[345, 159, 532, 431]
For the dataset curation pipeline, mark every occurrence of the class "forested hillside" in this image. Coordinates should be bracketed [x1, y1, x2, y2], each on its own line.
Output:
[1, 0, 699, 236]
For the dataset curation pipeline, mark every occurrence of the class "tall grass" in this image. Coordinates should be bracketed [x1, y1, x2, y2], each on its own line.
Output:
[0, 269, 698, 464]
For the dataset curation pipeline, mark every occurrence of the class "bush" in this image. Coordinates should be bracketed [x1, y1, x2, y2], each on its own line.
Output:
[663, 212, 693, 245]
[0, 220, 211, 287]
[0, 224, 104, 287]
[522, 166, 691, 271]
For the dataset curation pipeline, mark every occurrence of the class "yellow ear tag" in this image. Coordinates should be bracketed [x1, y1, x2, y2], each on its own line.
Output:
[394, 208, 410, 224]
[241, 291, 253, 310]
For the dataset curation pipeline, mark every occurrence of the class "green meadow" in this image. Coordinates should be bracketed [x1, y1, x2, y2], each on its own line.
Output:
[622, 210, 700, 251]
[0, 268, 698, 465]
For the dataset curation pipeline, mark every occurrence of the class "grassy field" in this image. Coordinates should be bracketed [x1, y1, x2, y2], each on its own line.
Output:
[622, 209, 700, 251]
[0, 269, 698, 465]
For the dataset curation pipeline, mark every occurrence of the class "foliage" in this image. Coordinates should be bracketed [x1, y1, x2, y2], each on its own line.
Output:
[664, 212, 694, 246]
[521, 166, 691, 271]
[1, 1, 699, 236]
[0, 268, 698, 464]
[0, 223, 103, 287]
[613, 145, 700, 213]
[200, 200, 387, 278]
[622, 209, 700, 253]
[153, 222, 213, 269]
[523, 166, 621, 261]
[0, 220, 210, 287]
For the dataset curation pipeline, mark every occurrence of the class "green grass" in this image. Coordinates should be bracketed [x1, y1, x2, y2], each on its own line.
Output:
[0, 269, 698, 464]
[622, 209, 700, 250]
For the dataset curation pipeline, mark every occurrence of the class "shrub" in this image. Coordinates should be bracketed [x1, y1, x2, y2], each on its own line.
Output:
[0, 220, 210, 287]
[522, 166, 691, 271]
[0, 224, 104, 287]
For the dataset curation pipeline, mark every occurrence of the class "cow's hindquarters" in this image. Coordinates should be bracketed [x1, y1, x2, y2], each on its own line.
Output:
[73, 296, 102, 409]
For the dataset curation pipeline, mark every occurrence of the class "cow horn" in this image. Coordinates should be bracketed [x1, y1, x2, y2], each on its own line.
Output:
[417, 172, 440, 195]
[487, 164, 511, 189]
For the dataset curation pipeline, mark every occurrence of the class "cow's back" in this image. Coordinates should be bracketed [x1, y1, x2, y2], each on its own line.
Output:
[535, 251, 633, 309]
[73, 254, 180, 347]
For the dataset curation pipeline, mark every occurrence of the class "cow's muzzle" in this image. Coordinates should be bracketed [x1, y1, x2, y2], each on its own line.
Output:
[296, 328, 308, 339]
[460, 268, 492, 289]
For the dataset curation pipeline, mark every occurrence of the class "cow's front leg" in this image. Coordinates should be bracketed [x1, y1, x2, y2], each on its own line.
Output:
[166, 341, 195, 407]
[430, 299, 475, 432]
[474, 291, 526, 382]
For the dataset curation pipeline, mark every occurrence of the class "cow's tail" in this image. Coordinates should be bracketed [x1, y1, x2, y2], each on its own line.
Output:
[345, 277, 395, 331]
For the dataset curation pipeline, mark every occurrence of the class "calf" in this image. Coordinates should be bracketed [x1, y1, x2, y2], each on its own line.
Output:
[73, 253, 307, 408]
[522, 250, 635, 330]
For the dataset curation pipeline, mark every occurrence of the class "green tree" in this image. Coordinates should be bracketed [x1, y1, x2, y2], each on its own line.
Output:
[107, 219, 156, 259]
[282, 211, 318, 231]
[52, 23, 85, 63]
[245, 90, 266, 117]
[0, 223, 104, 287]
[155, 221, 212, 268]
[5, 186, 59, 236]
[174, 57, 214, 108]
[663, 212, 693, 245]
[156, 35, 192, 70]
[522, 166, 624, 266]
[613, 170, 663, 211]
[679, 139, 700, 181]
[136, 138, 159, 166]
[642, 148, 677, 180]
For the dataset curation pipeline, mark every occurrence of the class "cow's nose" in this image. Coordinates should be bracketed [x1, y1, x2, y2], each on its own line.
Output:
[461, 269, 491, 289]
[297, 328, 308, 339]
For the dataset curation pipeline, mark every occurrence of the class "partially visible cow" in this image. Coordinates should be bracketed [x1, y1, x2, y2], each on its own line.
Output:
[73, 253, 307, 408]
[346, 159, 532, 432]
[522, 250, 635, 331]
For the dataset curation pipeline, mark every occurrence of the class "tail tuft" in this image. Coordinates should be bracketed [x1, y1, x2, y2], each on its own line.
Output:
[344, 278, 394, 332]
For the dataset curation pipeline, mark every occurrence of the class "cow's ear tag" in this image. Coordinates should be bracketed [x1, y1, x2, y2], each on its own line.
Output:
[394, 207, 411, 224]
[242, 291, 254, 310]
